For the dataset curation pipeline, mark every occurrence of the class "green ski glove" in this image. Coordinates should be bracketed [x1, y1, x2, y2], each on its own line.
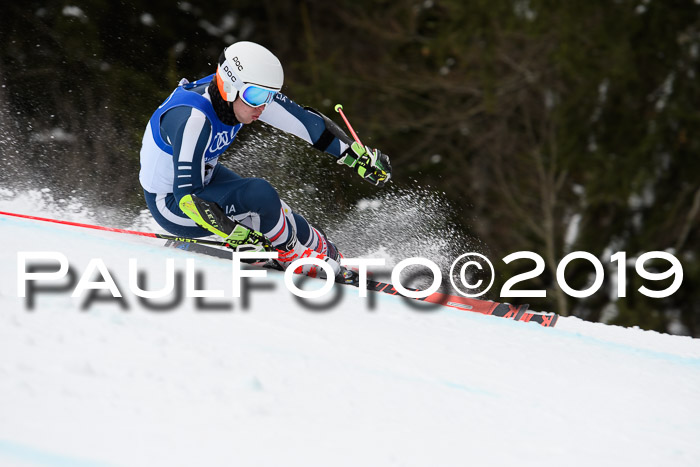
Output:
[338, 142, 392, 187]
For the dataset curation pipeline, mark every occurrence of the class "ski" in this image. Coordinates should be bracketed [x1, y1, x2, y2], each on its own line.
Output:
[0, 210, 558, 327]
[164, 239, 559, 327]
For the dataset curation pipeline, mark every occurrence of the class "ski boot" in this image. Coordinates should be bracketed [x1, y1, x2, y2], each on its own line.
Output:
[313, 227, 360, 284]
[276, 236, 341, 280]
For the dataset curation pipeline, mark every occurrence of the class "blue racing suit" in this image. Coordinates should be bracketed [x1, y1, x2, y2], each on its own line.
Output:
[139, 74, 350, 251]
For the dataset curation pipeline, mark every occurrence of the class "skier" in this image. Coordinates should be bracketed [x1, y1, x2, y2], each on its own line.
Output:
[139, 41, 391, 279]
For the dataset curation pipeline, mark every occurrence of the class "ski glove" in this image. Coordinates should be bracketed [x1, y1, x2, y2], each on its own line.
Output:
[337, 142, 392, 187]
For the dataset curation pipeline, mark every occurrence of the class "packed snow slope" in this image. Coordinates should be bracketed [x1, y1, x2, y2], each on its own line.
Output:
[1, 204, 699, 467]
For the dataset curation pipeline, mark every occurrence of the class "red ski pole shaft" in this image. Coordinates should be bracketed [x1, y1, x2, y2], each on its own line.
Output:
[334, 104, 364, 148]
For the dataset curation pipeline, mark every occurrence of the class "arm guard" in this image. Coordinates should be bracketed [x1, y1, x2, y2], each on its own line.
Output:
[304, 106, 354, 152]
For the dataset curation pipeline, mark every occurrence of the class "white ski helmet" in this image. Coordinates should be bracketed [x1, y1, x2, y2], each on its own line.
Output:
[215, 41, 284, 107]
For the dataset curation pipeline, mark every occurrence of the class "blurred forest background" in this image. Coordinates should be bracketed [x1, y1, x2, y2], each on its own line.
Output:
[0, 0, 698, 335]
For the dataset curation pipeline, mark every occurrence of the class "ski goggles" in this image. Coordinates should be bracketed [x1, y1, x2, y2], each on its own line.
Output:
[239, 83, 277, 108]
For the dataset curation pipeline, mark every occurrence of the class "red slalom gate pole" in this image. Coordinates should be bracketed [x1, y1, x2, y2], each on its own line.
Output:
[1, 210, 158, 238]
[0, 210, 232, 247]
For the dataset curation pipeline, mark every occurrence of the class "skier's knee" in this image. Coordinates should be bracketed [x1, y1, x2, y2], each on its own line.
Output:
[244, 178, 281, 213]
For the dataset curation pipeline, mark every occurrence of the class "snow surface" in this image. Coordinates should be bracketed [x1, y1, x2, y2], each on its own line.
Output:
[1, 196, 700, 467]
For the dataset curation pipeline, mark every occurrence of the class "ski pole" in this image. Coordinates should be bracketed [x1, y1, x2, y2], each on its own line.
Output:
[334, 104, 364, 148]
[0, 210, 234, 248]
